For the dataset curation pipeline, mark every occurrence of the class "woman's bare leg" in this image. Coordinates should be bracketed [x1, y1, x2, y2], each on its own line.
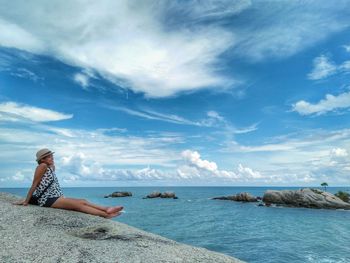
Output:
[83, 199, 123, 214]
[51, 197, 121, 218]
[66, 198, 123, 214]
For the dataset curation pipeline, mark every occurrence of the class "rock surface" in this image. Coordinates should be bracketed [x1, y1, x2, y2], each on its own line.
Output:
[105, 191, 132, 198]
[160, 192, 177, 199]
[145, 191, 161, 198]
[144, 191, 178, 199]
[262, 188, 350, 209]
[213, 192, 258, 202]
[0, 192, 244, 263]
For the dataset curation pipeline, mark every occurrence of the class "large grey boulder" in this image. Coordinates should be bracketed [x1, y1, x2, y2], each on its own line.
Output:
[0, 192, 244, 263]
[160, 192, 177, 199]
[144, 191, 178, 199]
[104, 191, 132, 198]
[263, 188, 350, 209]
[213, 192, 258, 202]
[145, 191, 161, 198]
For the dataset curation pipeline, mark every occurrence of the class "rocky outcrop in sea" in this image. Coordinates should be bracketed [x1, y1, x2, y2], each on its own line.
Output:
[0, 192, 243, 263]
[262, 188, 350, 209]
[212, 192, 258, 202]
[104, 191, 132, 198]
[143, 191, 178, 199]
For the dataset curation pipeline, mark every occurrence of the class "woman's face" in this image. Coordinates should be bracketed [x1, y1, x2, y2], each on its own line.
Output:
[41, 154, 54, 166]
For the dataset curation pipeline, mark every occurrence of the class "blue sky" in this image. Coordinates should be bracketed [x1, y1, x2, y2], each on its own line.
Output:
[1, 0, 350, 187]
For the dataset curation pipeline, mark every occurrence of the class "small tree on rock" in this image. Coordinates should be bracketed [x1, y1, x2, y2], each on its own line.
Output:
[321, 182, 328, 192]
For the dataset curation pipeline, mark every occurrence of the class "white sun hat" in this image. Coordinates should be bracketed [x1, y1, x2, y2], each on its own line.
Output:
[36, 148, 54, 161]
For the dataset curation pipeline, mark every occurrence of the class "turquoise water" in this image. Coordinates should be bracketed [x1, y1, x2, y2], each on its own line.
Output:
[3, 186, 350, 263]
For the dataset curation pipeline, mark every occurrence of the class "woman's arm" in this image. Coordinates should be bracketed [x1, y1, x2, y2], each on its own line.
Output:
[14, 163, 48, 206]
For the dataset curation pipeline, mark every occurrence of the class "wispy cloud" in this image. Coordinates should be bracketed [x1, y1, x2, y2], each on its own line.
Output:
[73, 73, 90, 89]
[0, 1, 235, 98]
[9, 68, 41, 82]
[307, 54, 350, 80]
[1, 113, 350, 185]
[0, 18, 44, 53]
[343, 45, 350, 52]
[292, 91, 350, 116]
[234, 129, 350, 153]
[107, 105, 206, 126]
[0, 121, 183, 185]
[330, 147, 348, 158]
[1, 1, 349, 97]
[233, 1, 350, 61]
[164, 0, 251, 22]
[107, 106, 259, 136]
[106, 106, 196, 125]
[307, 55, 337, 80]
[0, 101, 73, 122]
[221, 128, 350, 185]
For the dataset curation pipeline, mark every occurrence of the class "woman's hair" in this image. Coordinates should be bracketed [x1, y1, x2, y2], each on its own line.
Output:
[37, 157, 46, 165]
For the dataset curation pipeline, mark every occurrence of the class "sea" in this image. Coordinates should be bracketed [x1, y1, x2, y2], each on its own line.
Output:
[2, 186, 350, 263]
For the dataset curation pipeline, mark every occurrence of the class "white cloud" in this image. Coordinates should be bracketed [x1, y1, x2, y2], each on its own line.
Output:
[109, 106, 258, 138]
[0, 121, 182, 174]
[292, 91, 350, 116]
[233, 123, 259, 134]
[11, 171, 29, 182]
[343, 45, 350, 52]
[10, 68, 41, 82]
[339, 61, 350, 71]
[73, 73, 89, 89]
[0, 18, 44, 52]
[0, 102, 73, 122]
[171, 0, 252, 21]
[226, 129, 350, 154]
[61, 153, 171, 181]
[233, 2, 350, 61]
[1, 1, 349, 97]
[330, 148, 348, 158]
[307, 53, 350, 80]
[221, 128, 350, 185]
[108, 106, 215, 127]
[0, 1, 236, 98]
[182, 150, 218, 172]
[178, 149, 263, 181]
[2, 114, 350, 185]
[307, 55, 337, 80]
[108, 106, 200, 126]
[237, 164, 263, 179]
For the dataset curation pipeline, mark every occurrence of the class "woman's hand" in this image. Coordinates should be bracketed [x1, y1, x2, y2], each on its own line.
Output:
[13, 199, 28, 206]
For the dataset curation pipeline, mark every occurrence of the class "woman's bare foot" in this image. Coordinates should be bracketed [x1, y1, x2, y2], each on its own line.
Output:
[106, 206, 123, 214]
[106, 212, 121, 219]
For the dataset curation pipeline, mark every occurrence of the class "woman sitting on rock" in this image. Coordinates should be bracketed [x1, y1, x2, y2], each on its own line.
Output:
[15, 148, 123, 218]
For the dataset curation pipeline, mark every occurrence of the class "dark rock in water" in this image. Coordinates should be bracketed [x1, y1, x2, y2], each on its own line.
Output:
[263, 188, 350, 210]
[160, 192, 176, 198]
[104, 191, 132, 198]
[212, 192, 258, 202]
[146, 191, 161, 198]
[143, 191, 178, 199]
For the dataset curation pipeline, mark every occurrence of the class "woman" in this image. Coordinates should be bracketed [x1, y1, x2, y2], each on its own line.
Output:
[15, 148, 123, 218]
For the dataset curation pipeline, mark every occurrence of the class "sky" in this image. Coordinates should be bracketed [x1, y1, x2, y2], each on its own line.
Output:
[1, 0, 350, 187]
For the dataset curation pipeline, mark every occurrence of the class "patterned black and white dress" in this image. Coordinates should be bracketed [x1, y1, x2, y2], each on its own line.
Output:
[30, 166, 63, 207]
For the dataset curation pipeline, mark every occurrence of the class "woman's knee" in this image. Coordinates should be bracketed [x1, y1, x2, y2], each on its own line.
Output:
[79, 199, 88, 205]
[52, 198, 81, 210]
[70, 198, 87, 205]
